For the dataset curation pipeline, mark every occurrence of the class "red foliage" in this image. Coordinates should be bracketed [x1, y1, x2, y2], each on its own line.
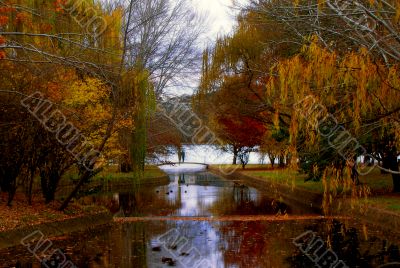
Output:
[218, 115, 266, 147]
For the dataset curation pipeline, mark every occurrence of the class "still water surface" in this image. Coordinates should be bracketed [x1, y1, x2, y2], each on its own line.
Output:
[1, 170, 400, 267]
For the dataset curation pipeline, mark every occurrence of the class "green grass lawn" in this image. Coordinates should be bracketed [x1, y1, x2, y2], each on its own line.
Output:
[357, 168, 393, 193]
[361, 196, 400, 212]
[243, 168, 324, 193]
[212, 164, 272, 170]
[93, 165, 167, 183]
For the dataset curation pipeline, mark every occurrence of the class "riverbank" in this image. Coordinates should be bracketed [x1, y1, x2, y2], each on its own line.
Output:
[0, 165, 169, 249]
[210, 165, 400, 232]
[55, 165, 170, 197]
[0, 190, 112, 249]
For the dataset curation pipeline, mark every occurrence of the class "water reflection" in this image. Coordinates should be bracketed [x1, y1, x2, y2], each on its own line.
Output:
[81, 172, 295, 218]
[2, 172, 400, 268]
[288, 220, 400, 268]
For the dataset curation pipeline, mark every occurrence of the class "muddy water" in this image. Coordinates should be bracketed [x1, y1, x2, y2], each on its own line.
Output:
[1, 171, 400, 268]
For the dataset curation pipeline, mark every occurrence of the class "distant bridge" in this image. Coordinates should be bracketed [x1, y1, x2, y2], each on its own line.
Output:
[156, 162, 209, 169]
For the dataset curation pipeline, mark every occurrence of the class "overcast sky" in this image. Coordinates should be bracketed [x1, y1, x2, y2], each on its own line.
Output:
[191, 0, 242, 46]
[172, 0, 245, 95]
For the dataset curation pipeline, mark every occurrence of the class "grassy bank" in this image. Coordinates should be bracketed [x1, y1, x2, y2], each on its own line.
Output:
[213, 164, 399, 213]
[62, 165, 168, 186]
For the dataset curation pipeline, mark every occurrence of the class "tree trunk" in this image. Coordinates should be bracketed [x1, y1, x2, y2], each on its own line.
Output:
[279, 155, 285, 168]
[6, 175, 17, 207]
[59, 108, 116, 211]
[7, 185, 16, 207]
[27, 167, 35, 205]
[233, 146, 238, 165]
[388, 151, 400, 192]
[120, 161, 132, 173]
[59, 170, 92, 211]
[269, 154, 276, 168]
[382, 154, 391, 174]
[3, 171, 17, 207]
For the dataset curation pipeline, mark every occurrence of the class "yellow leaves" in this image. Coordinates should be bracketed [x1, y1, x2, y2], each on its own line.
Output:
[61, 76, 113, 139]
[396, 4, 400, 22]
[274, 37, 400, 150]
[84, 103, 112, 122]
[266, 74, 275, 98]
[117, 118, 134, 129]
[64, 77, 110, 107]
[278, 62, 288, 104]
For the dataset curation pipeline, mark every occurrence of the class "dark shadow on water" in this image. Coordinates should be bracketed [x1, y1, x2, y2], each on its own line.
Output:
[288, 220, 400, 268]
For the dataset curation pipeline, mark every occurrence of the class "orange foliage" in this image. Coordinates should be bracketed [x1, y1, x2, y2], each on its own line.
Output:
[54, 0, 67, 12]
[15, 12, 28, 23]
[0, 51, 5, 59]
[40, 23, 53, 33]
[0, 7, 16, 13]
[0, 15, 8, 26]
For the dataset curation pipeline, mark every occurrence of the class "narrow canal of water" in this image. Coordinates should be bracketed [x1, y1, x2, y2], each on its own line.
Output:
[2, 170, 400, 267]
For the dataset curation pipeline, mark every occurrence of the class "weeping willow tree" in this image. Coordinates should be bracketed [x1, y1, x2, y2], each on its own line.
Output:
[265, 37, 400, 202]
[130, 68, 156, 187]
[270, 39, 398, 150]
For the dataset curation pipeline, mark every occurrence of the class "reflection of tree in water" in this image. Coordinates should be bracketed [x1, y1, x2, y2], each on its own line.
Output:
[216, 221, 308, 268]
[233, 184, 252, 204]
[209, 183, 291, 216]
[117, 187, 180, 217]
[288, 220, 400, 268]
[123, 222, 148, 267]
[119, 192, 138, 216]
[218, 221, 270, 267]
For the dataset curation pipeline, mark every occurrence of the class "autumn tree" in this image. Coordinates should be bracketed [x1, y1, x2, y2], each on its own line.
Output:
[266, 39, 400, 189]
[243, 0, 400, 63]
[0, 0, 131, 207]
[198, 1, 400, 192]
[194, 12, 294, 164]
